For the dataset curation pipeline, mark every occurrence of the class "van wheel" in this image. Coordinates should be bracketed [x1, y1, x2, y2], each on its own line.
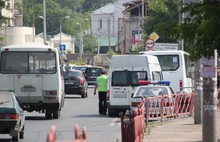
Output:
[46, 111, 52, 119]
[53, 110, 60, 119]
[108, 108, 114, 117]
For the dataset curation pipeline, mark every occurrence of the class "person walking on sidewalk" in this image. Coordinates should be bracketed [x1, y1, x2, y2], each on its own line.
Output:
[94, 70, 108, 115]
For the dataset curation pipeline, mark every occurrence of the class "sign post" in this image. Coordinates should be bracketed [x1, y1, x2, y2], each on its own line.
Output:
[145, 38, 155, 50]
[59, 44, 66, 59]
[200, 50, 217, 142]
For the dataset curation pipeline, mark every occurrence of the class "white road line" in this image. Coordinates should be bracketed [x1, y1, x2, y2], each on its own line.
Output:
[109, 118, 120, 126]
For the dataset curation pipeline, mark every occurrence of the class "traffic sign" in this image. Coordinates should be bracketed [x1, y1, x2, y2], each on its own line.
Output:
[146, 38, 155, 49]
[150, 32, 159, 42]
[59, 44, 66, 51]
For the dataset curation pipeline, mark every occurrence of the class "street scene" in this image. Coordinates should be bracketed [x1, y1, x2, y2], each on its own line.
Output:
[0, 0, 220, 142]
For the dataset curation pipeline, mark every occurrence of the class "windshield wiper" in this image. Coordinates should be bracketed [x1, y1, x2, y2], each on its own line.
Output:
[0, 100, 10, 105]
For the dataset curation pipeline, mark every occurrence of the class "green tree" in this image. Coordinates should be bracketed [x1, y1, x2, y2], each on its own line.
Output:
[0, 0, 6, 41]
[179, 0, 220, 60]
[143, 0, 179, 43]
[83, 35, 98, 53]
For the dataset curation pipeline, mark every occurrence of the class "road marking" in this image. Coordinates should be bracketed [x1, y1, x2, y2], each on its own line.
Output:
[110, 118, 121, 126]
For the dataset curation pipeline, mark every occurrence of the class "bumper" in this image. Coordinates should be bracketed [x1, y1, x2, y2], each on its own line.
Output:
[65, 86, 84, 94]
[0, 120, 17, 134]
[106, 102, 130, 110]
[86, 80, 96, 85]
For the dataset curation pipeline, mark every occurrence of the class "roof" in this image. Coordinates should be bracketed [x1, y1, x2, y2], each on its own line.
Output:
[123, 1, 143, 12]
[100, 37, 117, 46]
[92, 3, 115, 14]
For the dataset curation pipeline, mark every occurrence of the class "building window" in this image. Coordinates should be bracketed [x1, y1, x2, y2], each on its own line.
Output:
[99, 19, 102, 28]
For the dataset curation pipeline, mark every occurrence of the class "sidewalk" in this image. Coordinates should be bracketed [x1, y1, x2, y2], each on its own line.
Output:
[143, 109, 220, 142]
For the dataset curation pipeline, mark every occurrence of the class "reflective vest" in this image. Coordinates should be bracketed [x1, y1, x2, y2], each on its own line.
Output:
[97, 75, 108, 92]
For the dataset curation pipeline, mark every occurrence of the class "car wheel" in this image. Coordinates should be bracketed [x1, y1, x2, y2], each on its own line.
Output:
[81, 91, 86, 98]
[19, 125, 24, 139]
[53, 110, 60, 119]
[12, 130, 20, 141]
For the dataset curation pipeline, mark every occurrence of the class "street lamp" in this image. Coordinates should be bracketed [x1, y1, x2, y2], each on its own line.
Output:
[43, 0, 47, 45]
[60, 16, 70, 45]
[32, 16, 43, 42]
[77, 23, 83, 60]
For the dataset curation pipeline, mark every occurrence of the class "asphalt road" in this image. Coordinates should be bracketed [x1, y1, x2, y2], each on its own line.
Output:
[0, 86, 121, 142]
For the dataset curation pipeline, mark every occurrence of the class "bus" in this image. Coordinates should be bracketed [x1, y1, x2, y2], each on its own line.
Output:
[0, 42, 65, 119]
[140, 50, 193, 93]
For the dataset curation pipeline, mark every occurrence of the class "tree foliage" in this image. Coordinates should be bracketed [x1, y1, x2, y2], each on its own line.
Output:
[143, 0, 179, 43]
[179, 0, 220, 60]
[22, 0, 115, 53]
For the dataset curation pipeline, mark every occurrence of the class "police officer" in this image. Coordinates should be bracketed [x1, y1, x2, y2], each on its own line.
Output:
[94, 69, 108, 115]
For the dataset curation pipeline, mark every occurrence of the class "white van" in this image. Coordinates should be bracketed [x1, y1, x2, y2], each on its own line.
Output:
[0, 42, 65, 119]
[106, 54, 162, 117]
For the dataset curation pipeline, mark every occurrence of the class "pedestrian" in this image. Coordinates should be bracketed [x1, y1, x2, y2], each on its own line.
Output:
[65, 62, 71, 72]
[94, 69, 108, 115]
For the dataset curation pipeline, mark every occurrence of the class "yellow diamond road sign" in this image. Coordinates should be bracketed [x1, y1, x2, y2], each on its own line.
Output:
[150, 32, 159, 42]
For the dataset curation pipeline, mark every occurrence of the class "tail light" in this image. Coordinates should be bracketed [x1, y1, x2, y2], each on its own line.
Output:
[80, 78, 84, 85]
[45, 91, 57, 95]
[131, 102, 141, 107]
[179, 80, 183, 90]
[1, 114, 18, 119]
[106, 90, 110, 101]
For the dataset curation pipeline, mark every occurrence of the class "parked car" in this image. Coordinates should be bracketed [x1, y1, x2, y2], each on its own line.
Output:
[64, 70, 88, 98]
[131, 83, 175, 115]
[74, 65, 92, 73]
[0, 91, 25, 141]
[63, 64, 76, 72]
[84, 66, 104, 85]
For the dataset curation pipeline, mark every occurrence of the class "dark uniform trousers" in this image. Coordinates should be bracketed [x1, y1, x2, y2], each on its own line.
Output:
[98, 91, 107, 115]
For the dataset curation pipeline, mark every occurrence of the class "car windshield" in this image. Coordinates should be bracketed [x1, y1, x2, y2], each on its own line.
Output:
[0, 93, 12, 107]
[134, 87, 168, 97]
[75, 66, 87, 72]
[85, 68, 102, 75]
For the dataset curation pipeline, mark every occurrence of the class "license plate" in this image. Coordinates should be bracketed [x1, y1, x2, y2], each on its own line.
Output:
[65, 80, 75, 84]
[21, 87, 36, 92]
[113, 94, 127, 98]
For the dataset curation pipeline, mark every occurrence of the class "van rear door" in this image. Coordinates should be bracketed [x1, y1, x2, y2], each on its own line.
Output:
[15, 75, 43, 101]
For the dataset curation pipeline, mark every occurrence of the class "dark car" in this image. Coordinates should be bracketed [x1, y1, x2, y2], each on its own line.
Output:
[64, 70, 88, 98]
[84, 66, 104, 85]
[0, 91, 25, 141]
[74, 65, 92, 73]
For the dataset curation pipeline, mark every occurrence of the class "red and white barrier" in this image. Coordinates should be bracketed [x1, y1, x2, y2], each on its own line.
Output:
[145, 92, 195, 121]
[47, 124, 87, 142]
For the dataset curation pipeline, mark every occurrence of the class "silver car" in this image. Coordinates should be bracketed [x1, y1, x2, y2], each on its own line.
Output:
[131, 85, 175, 115]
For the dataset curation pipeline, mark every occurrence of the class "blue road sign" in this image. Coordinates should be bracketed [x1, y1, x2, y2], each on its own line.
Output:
[59, 44, 66, 51]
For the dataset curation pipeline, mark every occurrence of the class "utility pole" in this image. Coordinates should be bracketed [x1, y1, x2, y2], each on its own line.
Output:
[178, 0, 183, 50]
[43, 0, 47, 45]
[108, 18, 111, 52]
[194, 60, 202, 124]
[201, 50, 217, 142]
[141, 0, 145, 26]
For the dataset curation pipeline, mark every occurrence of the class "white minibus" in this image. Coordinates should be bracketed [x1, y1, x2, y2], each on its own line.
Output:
[0, 42, 65, 119]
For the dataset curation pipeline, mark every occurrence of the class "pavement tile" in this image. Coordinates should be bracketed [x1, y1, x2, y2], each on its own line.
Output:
[143, 109, 220, 142]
